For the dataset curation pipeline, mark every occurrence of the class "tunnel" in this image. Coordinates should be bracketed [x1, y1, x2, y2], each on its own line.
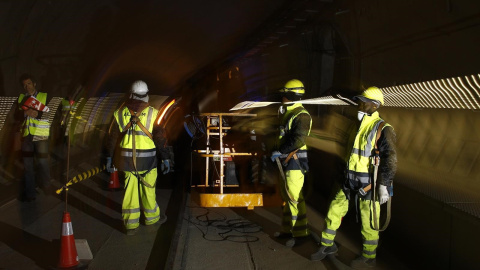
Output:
[0, 1, 479, 269]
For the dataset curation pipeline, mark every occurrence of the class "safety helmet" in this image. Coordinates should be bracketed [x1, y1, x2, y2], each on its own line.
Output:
[131, 80, 148, 95]
[354, 86, 384, 105]
[279, 79, 305, 95]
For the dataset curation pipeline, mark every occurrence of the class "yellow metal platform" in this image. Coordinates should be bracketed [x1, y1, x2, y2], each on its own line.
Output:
[192, 190, 263, 210]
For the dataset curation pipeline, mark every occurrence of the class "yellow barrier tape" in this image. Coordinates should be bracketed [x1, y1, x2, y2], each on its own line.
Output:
[56, 165, 106, 194]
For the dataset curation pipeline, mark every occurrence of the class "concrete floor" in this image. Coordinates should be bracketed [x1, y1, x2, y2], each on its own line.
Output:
[0, 158, 411, 270]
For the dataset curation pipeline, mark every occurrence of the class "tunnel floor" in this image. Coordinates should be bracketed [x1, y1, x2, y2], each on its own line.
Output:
[0, 156, 412, 270]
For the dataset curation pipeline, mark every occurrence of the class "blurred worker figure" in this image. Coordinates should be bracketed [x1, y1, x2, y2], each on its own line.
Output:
[60, 95, 77, 127]
[17, 73, 52, 202]
[310, 87, 396, 269]
[270, 79, 312, 247]
[105, 80, 171, 235]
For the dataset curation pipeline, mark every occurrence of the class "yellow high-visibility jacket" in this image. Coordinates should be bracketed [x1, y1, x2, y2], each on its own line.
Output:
[278, 103, 312, 171]
[18, 92, 50, 137]
[113, 105, 159, 171]
[345, 111, 391, 190]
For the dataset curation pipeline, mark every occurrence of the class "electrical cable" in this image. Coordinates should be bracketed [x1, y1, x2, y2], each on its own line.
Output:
[184, 206, 261, 243]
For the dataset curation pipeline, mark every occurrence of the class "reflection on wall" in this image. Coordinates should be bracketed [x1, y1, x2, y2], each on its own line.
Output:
[383, 74, 480, 110]
[0, 93, 170, 188]
[303, 102, 480, 219]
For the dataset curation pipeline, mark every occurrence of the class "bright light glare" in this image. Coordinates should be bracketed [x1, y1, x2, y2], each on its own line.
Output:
[157, 99, 175, 125]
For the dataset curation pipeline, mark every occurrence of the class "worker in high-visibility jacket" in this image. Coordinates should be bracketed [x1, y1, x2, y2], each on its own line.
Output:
[17, 73, 52, 202]
[311, 87, 397, 269]
[270, 79, 312, 247]
[105, 80, 171, 235]
[60, 96, 77, 127]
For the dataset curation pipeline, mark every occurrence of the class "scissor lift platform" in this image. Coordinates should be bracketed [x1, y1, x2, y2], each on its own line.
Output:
[191, 189, 263, 210]
[192, 112, 262, 210]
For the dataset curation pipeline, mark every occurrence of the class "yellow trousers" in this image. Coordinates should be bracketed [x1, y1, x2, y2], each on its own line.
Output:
[321, 188, 380, 258]
[122, 168, 160, 229]
[280, 170, 309, 237]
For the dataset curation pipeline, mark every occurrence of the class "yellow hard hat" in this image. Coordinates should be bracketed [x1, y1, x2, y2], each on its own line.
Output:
[279, 79, 305, 95]
[355, 86, 384, 105]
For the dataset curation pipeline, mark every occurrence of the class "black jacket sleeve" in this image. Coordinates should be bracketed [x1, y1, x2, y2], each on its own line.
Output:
[377, 126, 397, 186]
[279, 113, 311, 154]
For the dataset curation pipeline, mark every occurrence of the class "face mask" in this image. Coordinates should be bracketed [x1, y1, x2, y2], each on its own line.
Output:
[279, 105, 285, 115]
[357, 111, 367, 121]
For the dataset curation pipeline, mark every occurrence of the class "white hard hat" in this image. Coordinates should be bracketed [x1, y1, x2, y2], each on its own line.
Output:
[131, 80, 148, 95]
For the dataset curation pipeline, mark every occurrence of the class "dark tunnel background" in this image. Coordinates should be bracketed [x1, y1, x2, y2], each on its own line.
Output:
[1, 1, 480, 269]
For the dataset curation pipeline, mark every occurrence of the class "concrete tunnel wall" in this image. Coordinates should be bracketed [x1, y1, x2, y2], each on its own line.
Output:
[0, 1, 479, 269]
[184, 1, 480, 269]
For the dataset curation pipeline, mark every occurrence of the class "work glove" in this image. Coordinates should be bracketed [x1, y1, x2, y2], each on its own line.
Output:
[161, 159, 171, 175]
[106, 157, 114, 173]
[270, 151, 282, 162]
[378, 184, 390, 204]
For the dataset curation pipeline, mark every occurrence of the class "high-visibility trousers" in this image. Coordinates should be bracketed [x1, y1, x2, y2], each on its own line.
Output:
[122, 168, 160, 229]
[279, 169, 309, 237]
[320, 187, 380, 258]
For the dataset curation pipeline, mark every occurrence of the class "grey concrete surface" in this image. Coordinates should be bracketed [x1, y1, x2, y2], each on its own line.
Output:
[171, 194, 410, 270]
[0, 170, 171, 270]
[0, 158, 411, 270]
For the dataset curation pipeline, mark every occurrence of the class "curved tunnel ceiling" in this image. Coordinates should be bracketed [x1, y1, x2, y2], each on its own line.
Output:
[0, 0, 291, 97]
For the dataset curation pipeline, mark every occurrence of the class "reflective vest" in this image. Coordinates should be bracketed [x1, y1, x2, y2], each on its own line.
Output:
[279, 103, 312, 171]
[345, 111, 391, 190]
[113, 105, 159, 171]
[18, 92, 50, 137]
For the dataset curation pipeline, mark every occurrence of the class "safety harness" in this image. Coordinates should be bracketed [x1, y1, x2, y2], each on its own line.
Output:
[275, 147, 309, 205]
[275, 156, 298, 204]
[120, 104, 155, 188]
[358, 121, 392, 231]
[370, 122, 392, 231]
[275, 105, 310, 205]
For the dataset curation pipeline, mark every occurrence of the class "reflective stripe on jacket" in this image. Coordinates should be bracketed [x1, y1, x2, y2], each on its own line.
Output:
[345, 111, 391, 190]
[279, 103, 312, 171]
[18, 92, 50, 137]
[113, 105, 159, 171]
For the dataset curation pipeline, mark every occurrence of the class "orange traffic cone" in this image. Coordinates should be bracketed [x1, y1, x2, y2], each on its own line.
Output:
[58, 211, 79, 268]
[109, 167, 120, 189]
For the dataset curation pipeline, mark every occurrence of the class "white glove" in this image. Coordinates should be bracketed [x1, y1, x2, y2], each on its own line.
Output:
[378, 184, 389, 204]
[106, 157, 114, 173]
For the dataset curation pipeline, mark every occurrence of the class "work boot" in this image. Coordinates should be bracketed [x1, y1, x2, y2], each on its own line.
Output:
[285, 235, 309, 248]
[146, 215, 168, 232]
[125, 228, 138, 236]
[158, 214, 168, 225]
[350, 255, 376, 269]
[310, 243, 338, 261]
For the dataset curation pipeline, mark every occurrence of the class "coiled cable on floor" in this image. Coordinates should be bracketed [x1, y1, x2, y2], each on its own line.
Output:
[185, 206, 261, 243]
